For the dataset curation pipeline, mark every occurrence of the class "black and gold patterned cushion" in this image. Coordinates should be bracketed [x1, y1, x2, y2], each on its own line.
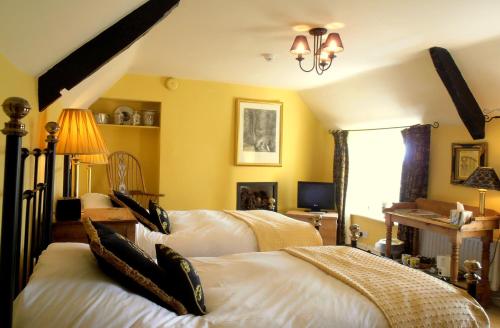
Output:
[149, 200, 171, 234]
[155, 244, 206, 315]
[82, 217, 187, 315]
[111, 191, 158, 232]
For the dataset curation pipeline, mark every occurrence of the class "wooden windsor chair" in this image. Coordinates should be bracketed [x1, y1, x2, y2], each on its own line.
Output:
[106, 151, 163, 208]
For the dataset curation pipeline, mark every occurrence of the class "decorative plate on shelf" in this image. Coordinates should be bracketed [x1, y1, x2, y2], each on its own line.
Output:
[114, 106, 134, 125]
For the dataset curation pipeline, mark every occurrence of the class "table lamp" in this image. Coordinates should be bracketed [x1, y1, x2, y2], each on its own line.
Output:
[56, 108, 108, 198]
[79, 153, 109, 193]
[463, 167, 500, 216]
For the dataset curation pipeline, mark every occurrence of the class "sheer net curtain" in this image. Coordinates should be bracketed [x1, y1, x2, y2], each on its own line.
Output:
[346, 129, 406, 237]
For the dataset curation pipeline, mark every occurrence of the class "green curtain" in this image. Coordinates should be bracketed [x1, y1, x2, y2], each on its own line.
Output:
[397, 124, 431, 255]
[333, 130, 349, 245]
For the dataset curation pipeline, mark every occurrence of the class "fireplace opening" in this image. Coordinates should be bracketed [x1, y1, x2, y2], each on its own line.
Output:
[236, 182, 277, 212]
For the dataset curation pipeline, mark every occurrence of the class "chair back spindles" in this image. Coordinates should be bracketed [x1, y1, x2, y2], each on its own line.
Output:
[106, 151, 161, 207]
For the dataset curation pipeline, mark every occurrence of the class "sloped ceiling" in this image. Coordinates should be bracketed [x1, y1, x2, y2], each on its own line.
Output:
[0, 0, 146, 108]
[1, 0, 500, 128]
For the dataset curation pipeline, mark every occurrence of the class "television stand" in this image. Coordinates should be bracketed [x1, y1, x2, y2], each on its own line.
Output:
[285, 210, 338, 245]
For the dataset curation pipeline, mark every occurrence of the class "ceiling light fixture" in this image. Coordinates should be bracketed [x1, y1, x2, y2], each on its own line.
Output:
[290, 28, 344, 75]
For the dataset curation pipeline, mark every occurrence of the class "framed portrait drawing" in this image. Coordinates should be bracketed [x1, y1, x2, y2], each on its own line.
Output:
[450, 142, 487, 184]
[235, 98, 283, 166]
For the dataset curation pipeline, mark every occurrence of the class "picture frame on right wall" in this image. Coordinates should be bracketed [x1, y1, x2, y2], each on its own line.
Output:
[450, 142, 488, 184]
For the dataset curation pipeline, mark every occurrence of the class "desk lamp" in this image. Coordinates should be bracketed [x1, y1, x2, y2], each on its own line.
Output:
[56, 108, 108, 198]
[463, 167, 500, 216]
[55, 108, 108, 221]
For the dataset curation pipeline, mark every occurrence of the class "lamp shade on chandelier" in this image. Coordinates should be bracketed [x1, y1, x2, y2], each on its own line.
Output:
[290, 28, 344, 75]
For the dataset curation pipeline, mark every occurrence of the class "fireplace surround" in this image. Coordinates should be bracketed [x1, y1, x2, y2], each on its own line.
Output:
[236, 182, 277, 212]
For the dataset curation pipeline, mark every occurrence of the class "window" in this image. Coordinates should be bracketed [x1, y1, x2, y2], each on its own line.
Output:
[346, 129, 405, 220]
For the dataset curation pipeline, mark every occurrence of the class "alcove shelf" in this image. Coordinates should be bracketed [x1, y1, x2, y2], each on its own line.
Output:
[90, 97, 161, 127]
[84, 97, 162, 197]
[97, 123, 160, 129]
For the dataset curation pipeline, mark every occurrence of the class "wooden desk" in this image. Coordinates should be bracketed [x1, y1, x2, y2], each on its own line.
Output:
[53, 208, 137, 243]
[384, 198, 499, 304]
[286, 210, 338, 245]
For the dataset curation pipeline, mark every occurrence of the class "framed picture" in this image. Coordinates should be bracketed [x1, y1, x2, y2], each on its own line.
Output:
[235, 98, 283, 166]
[450, 143, 487, 184]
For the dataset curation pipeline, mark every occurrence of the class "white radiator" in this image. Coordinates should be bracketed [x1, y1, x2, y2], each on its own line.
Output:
[419, 230, 500, 291]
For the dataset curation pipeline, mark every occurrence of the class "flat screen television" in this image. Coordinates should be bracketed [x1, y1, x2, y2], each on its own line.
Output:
[297, 181, 335, 212]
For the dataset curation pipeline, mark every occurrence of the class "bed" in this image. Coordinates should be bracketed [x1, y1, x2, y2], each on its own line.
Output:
[135, 209, 323, 257]
[0, 98, 491, 328]
[14, 242, 489, 327]
[135, 209, 259, 257]
[103, 192, 323, 257]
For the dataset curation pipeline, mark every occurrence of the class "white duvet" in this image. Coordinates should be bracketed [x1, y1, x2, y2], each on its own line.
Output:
[136, 210, 259, 258]
[14, 243, 388, 328]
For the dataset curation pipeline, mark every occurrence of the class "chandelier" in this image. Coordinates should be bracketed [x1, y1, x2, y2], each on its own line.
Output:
[289, 28, 344, 75]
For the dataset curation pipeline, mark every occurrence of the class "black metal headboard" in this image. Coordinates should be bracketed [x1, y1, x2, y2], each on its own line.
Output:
[0, 97, 59, 327]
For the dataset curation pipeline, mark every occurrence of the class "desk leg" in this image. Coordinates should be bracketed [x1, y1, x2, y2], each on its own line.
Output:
[385, 217, 393, 258]
[450, 237, 461, 284]
[478, 232, 492, 305]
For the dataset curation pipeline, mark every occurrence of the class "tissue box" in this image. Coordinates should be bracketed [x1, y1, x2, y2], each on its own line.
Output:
[450, 209, 473, 225]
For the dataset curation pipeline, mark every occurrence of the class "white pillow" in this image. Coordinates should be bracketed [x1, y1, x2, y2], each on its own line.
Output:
[81, 193, 113, 209]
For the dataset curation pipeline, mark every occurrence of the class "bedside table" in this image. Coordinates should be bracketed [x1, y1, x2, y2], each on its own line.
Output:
[286, 210, 338, 245]
[53, 207, 137, 243]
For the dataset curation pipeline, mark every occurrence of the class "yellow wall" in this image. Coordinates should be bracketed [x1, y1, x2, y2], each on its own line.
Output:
[428, 122, 500, 240]
[92, 75, 334, 211]
[428, 122, 500, 212]
[0, 54, 40, 234]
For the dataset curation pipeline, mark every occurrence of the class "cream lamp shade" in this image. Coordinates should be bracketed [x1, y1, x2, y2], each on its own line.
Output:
[56, 108, 108, 197]
[56, 108, 108, 155]
[79, 153, 109, 165]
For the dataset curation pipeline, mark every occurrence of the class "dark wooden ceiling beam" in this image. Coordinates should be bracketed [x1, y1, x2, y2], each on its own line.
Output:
[38, 0, 180, 111]
[429, 47, 485, 140]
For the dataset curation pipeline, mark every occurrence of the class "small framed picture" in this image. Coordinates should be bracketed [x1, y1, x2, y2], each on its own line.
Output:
[450, 143, 487, 184]
[235, 98, 283, 166]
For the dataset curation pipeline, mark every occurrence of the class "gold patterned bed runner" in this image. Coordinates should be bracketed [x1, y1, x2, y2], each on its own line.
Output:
[283, 246, 489, 328]
[224, 210, 322, 251]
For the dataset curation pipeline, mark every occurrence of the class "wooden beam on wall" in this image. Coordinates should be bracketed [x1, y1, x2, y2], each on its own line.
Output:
[429, 47, 485, 140]
[38, 0, 180, 111]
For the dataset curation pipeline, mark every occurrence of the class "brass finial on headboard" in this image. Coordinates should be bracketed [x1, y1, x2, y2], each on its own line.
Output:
[45, 121, 60, 143]
[350, 224, 362, 242]
[2, 97, 31, 136]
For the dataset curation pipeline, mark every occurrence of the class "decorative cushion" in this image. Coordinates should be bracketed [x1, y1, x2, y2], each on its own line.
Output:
[149, 200, 171, 234]
[111, 191, 158, 232]
[155, 244, 206, 315]
[82, 217, 187, 315]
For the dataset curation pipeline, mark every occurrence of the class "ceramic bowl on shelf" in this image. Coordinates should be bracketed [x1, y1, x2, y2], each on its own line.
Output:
[114, 106, 134, 125]
[94, 113, 110, 124]
[142, 110, 156, 126]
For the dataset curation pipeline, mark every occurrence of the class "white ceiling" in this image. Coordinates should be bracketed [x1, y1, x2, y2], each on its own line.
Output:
[132, 0, 500, 89]
[1, 0, 500, 128]
[0, 0, 145, 76]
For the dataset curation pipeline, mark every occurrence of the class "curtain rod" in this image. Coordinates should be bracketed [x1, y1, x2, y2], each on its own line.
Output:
[328, 121, 439, 134]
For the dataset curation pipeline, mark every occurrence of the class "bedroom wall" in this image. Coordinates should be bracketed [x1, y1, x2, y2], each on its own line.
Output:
[91, 74, 334, 211]
[353, 121, 500, 247]
[324, 37, 500, 246]
[0, 54, 41, 234]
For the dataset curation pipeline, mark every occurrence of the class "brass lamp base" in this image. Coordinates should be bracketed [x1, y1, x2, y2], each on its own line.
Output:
[478, 189, 486, 216]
